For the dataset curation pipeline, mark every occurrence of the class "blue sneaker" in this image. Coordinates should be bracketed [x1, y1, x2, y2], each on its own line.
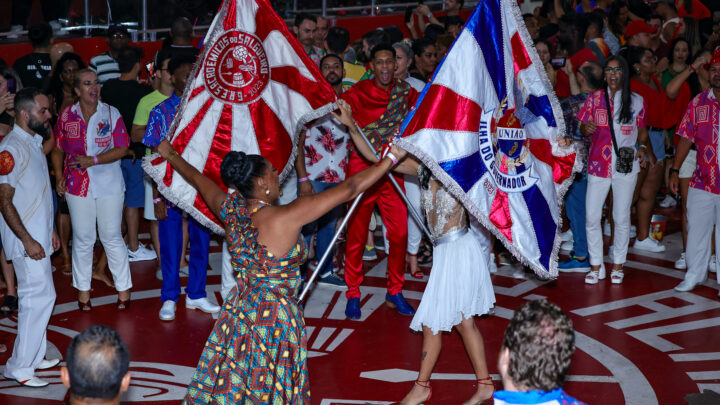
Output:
[345, 297, 361, 320]
[558, 257, 590, 273]
[385, 293, 415, 316]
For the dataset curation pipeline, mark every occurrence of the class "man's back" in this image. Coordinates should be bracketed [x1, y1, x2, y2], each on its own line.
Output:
[13, 52, 52, 90]
[101, 79, 153, 132]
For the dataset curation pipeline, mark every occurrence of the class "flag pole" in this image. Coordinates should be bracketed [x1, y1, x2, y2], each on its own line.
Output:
[298, 191, 365, 303]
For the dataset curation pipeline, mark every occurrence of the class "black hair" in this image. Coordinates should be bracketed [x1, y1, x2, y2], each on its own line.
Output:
[319, 53, 343, 68]
[29, 23, 53, 48]
[412, 37, 435, 60]
[117, 46, 144, 74]
[667, 37, 690, 65]
[603, 54, 633, 124]
[502, 300, 575, 392]
[423, 24, 446, 43]
[534, 38, 552, 51]
[14, 87, 42, 115]
[370, 43, 396, 60]
[168, 54, 196, 75]
[170, 17, 193, 41]
[579, 61, 604, 90]
[608, 1, 628, 35]
[626, 45, 650, 77]
[383, 25, 403, 45]
[445, 16, 464, 28]
[155, 48, 173, 70]
[48, 52, 86, 114]
[687, 49, 711, 97]
[66, 325, 129, 400]
[362, 29, 391, 51]
[294, 12, 317, 28]
[220, 151, 268, 197]
[326, 26, 350, 54]
[583, 11, 605, 38]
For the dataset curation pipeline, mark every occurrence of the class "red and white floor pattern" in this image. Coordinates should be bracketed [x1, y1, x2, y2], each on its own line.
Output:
[0, 211, 719, 404]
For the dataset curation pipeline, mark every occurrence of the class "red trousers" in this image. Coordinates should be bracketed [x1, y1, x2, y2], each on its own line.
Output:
[344, 153, 408, 299]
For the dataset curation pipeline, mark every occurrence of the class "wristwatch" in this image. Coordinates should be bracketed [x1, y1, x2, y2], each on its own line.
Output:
[669, 168, 680, 175]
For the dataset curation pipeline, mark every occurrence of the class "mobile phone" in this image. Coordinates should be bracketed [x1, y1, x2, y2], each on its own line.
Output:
[551, 58, 566, 68]
[6, 78, 16, 94]
[145, 62, 155, 78]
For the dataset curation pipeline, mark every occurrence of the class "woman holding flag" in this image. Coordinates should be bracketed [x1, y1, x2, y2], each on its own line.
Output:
[152, 138, 406, 403]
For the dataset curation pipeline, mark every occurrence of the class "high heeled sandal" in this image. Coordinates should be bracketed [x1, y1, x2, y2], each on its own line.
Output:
[77, 299, 92, 312]
[584, 265, 606, 284]
[407, 254, 424, 279]
[610, 267, 624, 284]
[414, 379, 432, 403]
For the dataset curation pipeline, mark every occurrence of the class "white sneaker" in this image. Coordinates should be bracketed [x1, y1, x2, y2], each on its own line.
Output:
[659, 195, 677, 208]
[560, 240, 573, 251]
[128, 243, 157, 262]
[6, 25, 23, 39]
[634, 237, 666, 253]
[674, 280, 697, 292]
[159, 300, 176, 321]
[186, 297, 220, 314]
[36, 358, 60, 370]
[603, 221, 611, 236]
[16, 376, 49, 387]
[630, 225, 637, 239]
[560, 229, 573, 242]
[674, 252, 687, 270]
[709, 255, 717, 273]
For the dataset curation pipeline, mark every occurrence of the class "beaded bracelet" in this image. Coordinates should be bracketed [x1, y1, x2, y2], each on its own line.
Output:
[93, 156, 99, 165]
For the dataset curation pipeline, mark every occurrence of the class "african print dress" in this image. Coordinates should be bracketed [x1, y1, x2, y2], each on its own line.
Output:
[184, 192, 310, 404]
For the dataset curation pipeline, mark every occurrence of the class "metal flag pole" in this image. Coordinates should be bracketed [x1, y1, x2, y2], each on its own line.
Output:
[298, 191, 365, 302]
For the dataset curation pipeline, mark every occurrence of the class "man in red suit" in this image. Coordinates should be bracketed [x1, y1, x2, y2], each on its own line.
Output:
[339, 43, 419, 320]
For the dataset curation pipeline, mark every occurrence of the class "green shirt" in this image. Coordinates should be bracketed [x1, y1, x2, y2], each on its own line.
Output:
[133, 90, 170, 126]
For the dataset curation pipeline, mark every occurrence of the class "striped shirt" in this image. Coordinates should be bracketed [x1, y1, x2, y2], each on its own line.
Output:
[89, 52, 120, 85]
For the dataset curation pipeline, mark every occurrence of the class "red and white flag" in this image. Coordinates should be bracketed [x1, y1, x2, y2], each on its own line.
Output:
[144, 0, 336, 234]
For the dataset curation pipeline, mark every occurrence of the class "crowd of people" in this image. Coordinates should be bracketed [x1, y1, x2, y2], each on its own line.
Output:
[0, 0, 717, 403]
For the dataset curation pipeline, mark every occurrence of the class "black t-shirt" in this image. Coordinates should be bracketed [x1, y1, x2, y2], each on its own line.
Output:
[101, 78, 153, 158]
[13, 52, 52, 91]
[0, 112, 12, 126]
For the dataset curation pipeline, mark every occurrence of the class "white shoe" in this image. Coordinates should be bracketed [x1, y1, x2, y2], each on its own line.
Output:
[6, 25, 23, 39]
[16, 376, 48, 387]
[585, 265, 606, 284]
[709, 255, 717, 273]
[36, 358, 60, 370]
[630, 225, 637, 239]
[128, 243, 157, 262]
[159, 300, 176, 321]
[603, 221, 611, 236]
[659, 195, 677, 208]
[674, 280, 697, 292]
[179, 265, 189, 277]
[633, 237, 666, 253]
[560, 240, 573, 251]
[560, 229, 573, 242]
[511, 266, 526, 279]
[186, 297, 220, 314]
[610, 268, 624, 284]
[674, 252, 687, 270]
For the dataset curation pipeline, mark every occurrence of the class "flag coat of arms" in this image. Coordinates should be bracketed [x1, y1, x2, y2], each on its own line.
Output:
[395, 0, 579, 278]
[143, 0, 336, 234]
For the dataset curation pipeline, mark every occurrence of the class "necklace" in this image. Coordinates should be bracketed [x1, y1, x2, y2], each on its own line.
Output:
[249, 198, 272, 206]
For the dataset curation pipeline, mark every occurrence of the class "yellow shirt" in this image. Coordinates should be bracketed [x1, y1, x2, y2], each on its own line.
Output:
[342, 61, 367, 90]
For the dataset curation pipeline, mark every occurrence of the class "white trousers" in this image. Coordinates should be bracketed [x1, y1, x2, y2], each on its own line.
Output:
[405, 175, 423, 255]
[684, 187, 720, 285]
[66, 193, 132, 292]
[585, 173, 637, 266]
[221, 240, 234, 300]
[4, 255, 55, 380]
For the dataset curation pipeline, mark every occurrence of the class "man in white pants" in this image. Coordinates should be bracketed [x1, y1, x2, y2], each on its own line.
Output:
[671, 49, 720, 296]
[0, 88, 60, 387]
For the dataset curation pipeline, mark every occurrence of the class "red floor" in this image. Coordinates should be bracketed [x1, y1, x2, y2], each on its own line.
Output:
[0, 204, 718, 404]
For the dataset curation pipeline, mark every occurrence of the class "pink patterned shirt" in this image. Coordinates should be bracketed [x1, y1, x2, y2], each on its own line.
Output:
[303, 114, 350, 183]
[577, 88, 647, 178]
[55, 102, 130, 197]
[677, 89, 720, 194]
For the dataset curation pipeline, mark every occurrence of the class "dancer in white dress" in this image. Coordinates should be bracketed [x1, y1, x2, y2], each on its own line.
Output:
[335, 100, 496, 404]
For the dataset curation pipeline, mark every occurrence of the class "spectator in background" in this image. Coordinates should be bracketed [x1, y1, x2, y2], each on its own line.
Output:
[493, 300, 585, 405]
[535, 39, 571, 99]
[423, 24, 445, 44]
[655, 0, 681, 45]
[314, 16, 329, 52]
[132, 50, 175, 279]
[393, 42, 424, 91]
[54, 69, 132, 312]
[607, 1, 630, 45]
[523, 14, 540, 41]
[49, 42, 74, 75]
[584, 11, 611, 64]
[623, 20, 657, 49]
[100, 47, 156, 264]
[89, 25, 129, 85]
[143, 55, 219, 322]
[165, 17, 199, 59]
[445, 16, 464, 38]
[0, 70, 18, 137]
[61, 325, 131, 405]
[410, 38, 438, 83]
[13, 23, 53, 90]
[48, 52, 84, 118]
[435, 33, 454, 59]
[325, 26, 366, 89]
[293, 13, 325, 66]
[360, 29, 391, 64]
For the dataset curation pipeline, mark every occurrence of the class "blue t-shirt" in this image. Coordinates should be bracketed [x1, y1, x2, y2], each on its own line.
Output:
[493, 388, 586, 405]
[142, 93, 182, 147]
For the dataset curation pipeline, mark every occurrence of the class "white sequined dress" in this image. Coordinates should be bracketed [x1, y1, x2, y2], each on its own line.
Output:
[409, 177, 496, 334]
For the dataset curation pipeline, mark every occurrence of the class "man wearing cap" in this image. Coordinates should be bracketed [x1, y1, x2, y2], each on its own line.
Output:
[623, 20, 657, 49]
[89, 25, 129, 85]
[670, 49, 720, 296]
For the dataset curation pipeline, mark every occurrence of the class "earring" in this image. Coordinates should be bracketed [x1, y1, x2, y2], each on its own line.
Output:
[265, 189, 270, 196]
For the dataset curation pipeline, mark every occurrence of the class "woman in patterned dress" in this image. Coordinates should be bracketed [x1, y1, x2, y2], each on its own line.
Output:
[154, 138, 407, 404]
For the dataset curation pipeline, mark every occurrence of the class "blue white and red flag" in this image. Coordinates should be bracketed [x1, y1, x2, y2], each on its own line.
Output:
[395, 0, 579, 278]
